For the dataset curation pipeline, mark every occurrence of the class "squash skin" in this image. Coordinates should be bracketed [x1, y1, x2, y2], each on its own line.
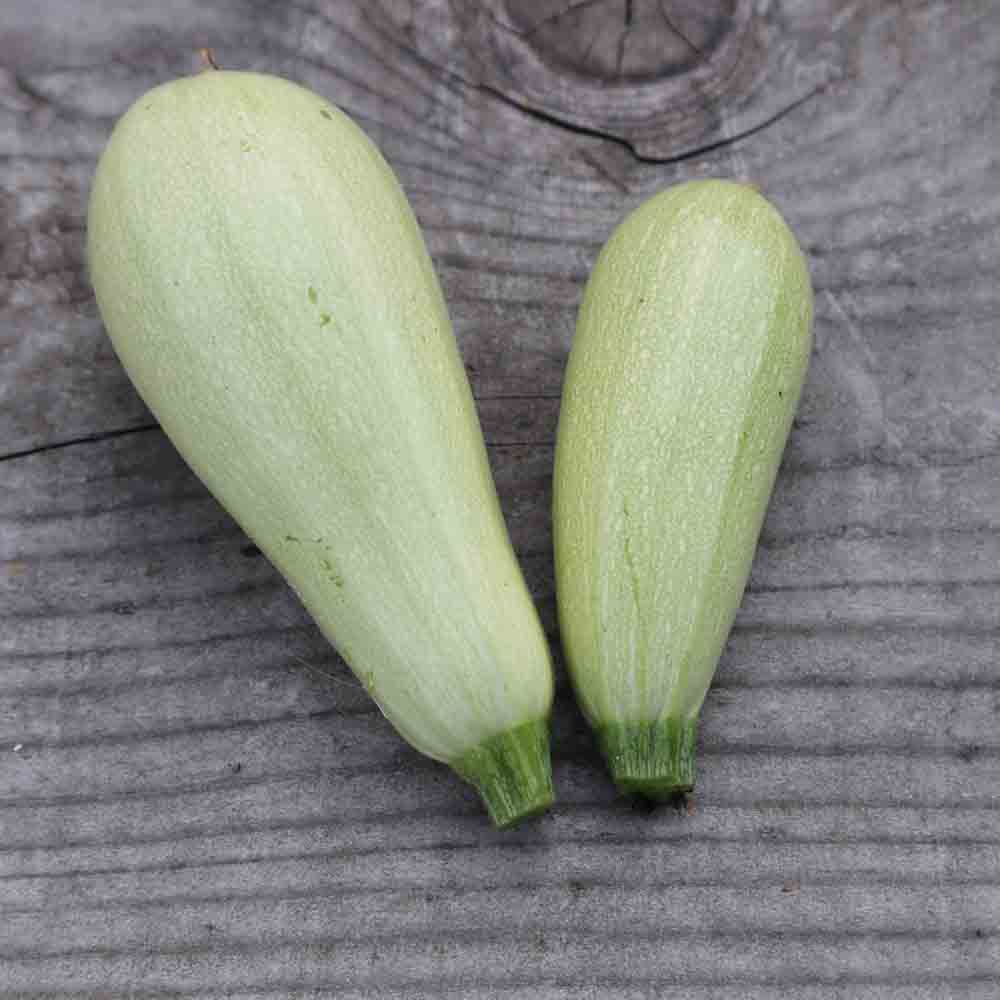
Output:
[87, 71, 553, 826]
[553, 180, 813, 799]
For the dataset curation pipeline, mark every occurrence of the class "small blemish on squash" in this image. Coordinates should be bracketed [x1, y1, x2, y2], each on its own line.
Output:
[319, 312, 332, 327]
[285, 534, 300, 543]
[240, 139, 252, 153]
[320, 109, 333, 120]
[307, 286, 318, 304]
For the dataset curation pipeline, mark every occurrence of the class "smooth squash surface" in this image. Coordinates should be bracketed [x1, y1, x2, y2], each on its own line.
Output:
[553, 179, 813, 798]
[88, 71, 554, 826]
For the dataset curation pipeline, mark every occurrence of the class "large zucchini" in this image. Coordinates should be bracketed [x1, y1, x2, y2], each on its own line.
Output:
[88, 70, 554, 827]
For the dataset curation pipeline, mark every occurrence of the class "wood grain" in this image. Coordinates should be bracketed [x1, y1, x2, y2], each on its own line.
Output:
[2, 0, 1000, 995]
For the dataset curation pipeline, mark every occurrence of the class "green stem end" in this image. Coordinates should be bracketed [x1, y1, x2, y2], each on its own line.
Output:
[451, 718, 554, 829]
[596, 717, 698, 801]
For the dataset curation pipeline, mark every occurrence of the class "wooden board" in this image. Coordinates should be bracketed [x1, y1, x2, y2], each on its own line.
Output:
[2, 0, 1000, 995]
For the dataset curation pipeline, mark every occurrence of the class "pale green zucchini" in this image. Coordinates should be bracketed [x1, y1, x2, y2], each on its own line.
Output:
[87, 70, 554, 827]
[553, 180, 813, 799]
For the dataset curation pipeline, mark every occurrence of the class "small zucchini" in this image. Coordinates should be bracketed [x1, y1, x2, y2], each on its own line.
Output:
[553, 179, 813, 799]
[87, 70, 554, 827]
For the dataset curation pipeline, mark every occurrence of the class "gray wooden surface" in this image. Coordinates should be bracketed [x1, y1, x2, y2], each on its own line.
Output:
[3, 0, 1000, 995]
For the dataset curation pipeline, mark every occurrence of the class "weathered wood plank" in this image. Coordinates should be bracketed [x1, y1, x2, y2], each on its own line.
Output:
[0, 935, 997, 994]
[4, 884, 1000, 959]
[3, 0, 1000, 996]
[86, 989, 1000, 1000]
[5, 836, 1000, 914]
[5, 2, 1000, 467]
[21, 988, 1000, 1000]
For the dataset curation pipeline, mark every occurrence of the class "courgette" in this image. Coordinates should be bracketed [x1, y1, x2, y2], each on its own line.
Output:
[553, 180, 813, 799]
[87, 70, 555, 827]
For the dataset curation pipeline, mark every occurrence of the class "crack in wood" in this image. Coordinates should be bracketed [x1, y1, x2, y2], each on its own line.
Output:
[502, 0, 611, 41]
[0, 423, 160, 464]
[657, 0, 703, 55]
[470, 76, 827, 165]
[616, 0, 633, 75]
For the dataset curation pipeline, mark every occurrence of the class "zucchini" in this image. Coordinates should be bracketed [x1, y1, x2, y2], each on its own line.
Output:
[87, 70, 554, 827]
[553, 180, 813, 799]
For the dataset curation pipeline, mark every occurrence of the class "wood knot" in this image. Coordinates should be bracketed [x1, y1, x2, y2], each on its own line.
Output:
[373, 0, 837, 161]
[502, 0, 733, 83]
